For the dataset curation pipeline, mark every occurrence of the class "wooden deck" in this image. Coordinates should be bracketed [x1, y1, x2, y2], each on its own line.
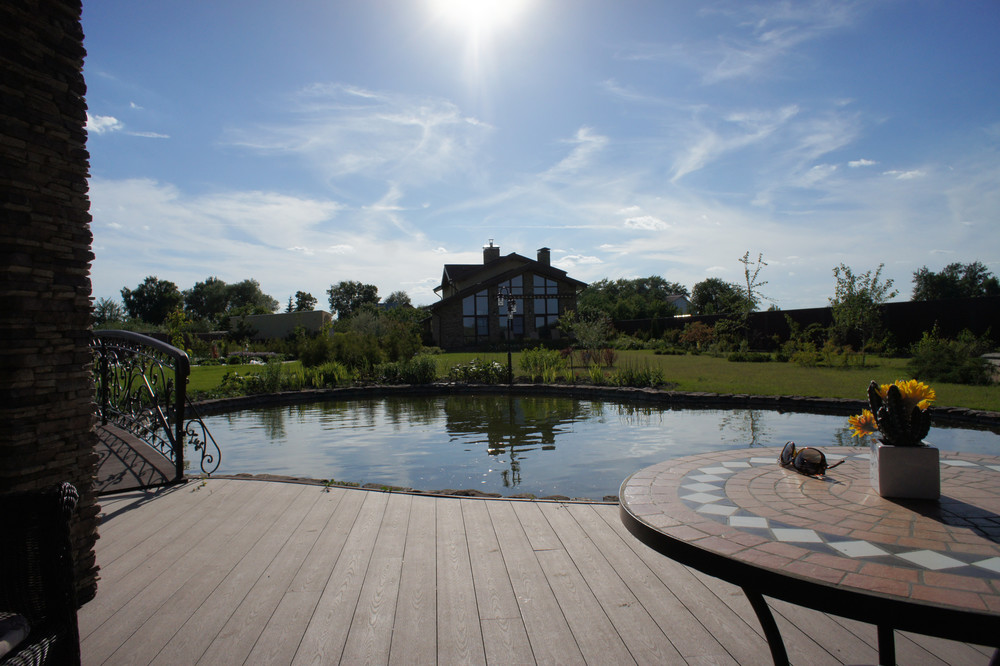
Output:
[80, 479, 995, 665]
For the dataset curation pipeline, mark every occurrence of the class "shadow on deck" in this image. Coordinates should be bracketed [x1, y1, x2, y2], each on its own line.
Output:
[95, 424, 176, 496]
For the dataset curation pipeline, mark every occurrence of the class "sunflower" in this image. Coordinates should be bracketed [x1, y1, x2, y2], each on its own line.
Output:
[875, 379, 936, 411]
[847, 409, 879, 438]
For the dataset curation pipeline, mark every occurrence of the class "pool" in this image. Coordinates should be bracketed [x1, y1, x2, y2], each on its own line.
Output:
[197, 394, 1000, 500]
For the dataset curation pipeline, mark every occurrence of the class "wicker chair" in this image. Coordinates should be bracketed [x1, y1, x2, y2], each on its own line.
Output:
[0, 483, 81, 666]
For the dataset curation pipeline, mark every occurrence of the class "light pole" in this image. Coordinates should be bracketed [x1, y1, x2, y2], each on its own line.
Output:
[497, 285, 516, 385]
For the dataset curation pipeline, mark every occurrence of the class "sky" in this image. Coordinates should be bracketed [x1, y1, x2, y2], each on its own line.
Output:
[82, 0, 1000, 311]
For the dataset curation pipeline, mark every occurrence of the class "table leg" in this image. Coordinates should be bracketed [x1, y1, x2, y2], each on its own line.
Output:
[741, 587, 789, 666]
[877, 625, 895, 665]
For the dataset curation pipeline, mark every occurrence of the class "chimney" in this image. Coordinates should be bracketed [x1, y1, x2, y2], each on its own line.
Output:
[537, 247, 551, 266]
[484, 239, 500, 264]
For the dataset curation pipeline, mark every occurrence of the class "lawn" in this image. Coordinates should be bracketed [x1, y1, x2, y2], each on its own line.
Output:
[187, 352, 999, 412]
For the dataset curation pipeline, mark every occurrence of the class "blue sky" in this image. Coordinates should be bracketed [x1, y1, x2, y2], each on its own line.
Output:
[83, 0, 1000, 310]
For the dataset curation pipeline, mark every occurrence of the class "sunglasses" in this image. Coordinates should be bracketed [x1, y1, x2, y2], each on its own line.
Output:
[779, 441, 844, 477]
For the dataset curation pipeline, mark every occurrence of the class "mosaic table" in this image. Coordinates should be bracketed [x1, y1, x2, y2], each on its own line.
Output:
[619, 446, 1000, 665]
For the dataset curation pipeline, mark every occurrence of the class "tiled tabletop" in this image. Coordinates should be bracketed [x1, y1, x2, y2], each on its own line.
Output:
[620, 447, 1000, 614]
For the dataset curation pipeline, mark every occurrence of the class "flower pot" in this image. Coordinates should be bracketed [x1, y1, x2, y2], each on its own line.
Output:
[869, 441, 940, 500]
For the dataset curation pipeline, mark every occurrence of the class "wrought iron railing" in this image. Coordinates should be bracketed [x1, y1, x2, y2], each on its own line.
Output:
[92, 330, 221, 483]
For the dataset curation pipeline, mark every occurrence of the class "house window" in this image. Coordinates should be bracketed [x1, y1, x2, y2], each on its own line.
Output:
[462, 289, 490, 344]
[497, 276, 524, 338]
[533, 275, 560, 338]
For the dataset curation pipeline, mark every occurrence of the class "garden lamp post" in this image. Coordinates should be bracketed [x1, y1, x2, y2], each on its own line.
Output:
[497, 285, 516, 385]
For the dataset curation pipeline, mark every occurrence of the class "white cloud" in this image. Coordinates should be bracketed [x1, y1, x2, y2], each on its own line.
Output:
[86, 113, 123, 134]
[624, 215, 669, 230]
[546, 127, 609, 176]
[849, 158, 876, 167]
[883, 169, 926, 180]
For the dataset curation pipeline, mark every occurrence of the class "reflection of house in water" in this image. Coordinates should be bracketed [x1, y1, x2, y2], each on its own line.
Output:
[442, 395, 591, 488]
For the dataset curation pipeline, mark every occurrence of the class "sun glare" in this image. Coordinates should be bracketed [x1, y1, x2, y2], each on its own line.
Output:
[431, 0, 530, 32]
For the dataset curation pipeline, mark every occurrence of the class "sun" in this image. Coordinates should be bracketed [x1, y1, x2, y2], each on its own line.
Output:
[430, 0, 530, 33]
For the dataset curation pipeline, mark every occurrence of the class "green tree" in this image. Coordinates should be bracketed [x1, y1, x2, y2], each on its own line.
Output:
[911, 261, 1000, 301]
[830, 263, 898, 364]
[184, 276, 231, 321]
[383, 290, 412, 309]
[689, 278, 747, 315]
[327, 280, 379, 319]
[93, 297, 126, 326]
[294, 290, 318, 311]
[121, 276, 183, 325]
[577, 276, 687, 320]
[227, 279, 279, 314]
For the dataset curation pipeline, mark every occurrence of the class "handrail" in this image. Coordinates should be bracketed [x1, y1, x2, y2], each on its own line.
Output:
[91, 330, 220, 483]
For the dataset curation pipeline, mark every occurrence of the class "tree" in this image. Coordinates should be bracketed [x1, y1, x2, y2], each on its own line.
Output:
[830, 263, 898, 364]
[911, 261, 1000, 301]
[184, 276, 231, 321]
[227, 279, 279, 314]
[93, 297, 125, 325]
[294, 291, 317, 311]
[121, 276, 183, 324]
[383, 290, 412, 309]
[327, 281, 379, 319]
[576, 276, 687, 320]
[689, 278, 747, 315]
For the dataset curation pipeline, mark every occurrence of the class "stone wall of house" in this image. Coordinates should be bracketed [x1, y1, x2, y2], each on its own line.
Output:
[1, 0, 100, 603]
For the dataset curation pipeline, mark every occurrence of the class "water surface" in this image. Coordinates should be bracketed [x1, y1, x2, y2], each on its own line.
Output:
[198, 395, 999, 499]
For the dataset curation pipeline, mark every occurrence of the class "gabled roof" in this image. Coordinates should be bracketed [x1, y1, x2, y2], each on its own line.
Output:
[430, 251, 586, 311]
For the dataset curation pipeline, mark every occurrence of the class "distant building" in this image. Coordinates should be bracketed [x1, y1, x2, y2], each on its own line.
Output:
[666, 294, 691, 315]
[427, 241, 587, 350]
[230, 310, 332, 340]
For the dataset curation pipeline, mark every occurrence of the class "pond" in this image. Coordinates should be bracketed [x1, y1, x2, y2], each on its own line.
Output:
[198, 395, 1000, 500]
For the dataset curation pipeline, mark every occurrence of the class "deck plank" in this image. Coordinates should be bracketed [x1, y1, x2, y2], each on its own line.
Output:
[80, 480, 996, 666]
[291, 491, 389, 665]
[388, 494, 437, 665]
[435, 497, 487, 665]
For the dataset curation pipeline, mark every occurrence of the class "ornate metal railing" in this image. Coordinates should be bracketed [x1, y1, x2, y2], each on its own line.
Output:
[92, 330, 221, 483]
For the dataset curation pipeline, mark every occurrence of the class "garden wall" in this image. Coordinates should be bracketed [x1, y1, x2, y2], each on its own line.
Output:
[0, 0, 100, 603]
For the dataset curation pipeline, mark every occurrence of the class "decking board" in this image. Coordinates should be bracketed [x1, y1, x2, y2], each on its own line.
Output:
[79, 479, 994, 665]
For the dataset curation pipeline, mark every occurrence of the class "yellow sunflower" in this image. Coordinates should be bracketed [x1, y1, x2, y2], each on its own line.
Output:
[892, 379, 936, 411]
[847, 409, 879, 438]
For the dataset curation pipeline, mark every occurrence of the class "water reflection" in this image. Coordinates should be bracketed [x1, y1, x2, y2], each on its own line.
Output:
[199, 395, 999, 500]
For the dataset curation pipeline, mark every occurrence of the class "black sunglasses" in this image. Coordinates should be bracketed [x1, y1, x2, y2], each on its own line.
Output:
[779, 441, 844, 477]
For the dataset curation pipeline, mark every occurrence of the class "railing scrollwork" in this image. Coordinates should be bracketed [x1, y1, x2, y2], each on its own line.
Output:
[92, 330, 221, 483]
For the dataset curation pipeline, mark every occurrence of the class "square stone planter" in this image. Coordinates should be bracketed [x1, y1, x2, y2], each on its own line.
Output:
[869, 440, 940, 500]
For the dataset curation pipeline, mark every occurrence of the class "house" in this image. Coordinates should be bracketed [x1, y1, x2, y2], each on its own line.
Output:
[229, 310, 332, 340]
[667, 294, 692, 315]
[427, 241, 587, 350]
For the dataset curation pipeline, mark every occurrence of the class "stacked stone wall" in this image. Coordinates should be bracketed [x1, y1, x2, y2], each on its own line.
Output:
[1, 0, 100, 603]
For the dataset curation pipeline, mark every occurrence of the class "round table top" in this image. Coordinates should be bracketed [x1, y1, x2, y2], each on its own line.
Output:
[620, 446, 1000, 616]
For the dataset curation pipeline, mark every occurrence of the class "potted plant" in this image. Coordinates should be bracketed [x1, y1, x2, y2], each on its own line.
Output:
[848, 379, 939, 500]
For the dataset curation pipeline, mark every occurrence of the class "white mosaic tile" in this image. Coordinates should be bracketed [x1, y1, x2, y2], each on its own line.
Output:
[722, 461, 752, 468]
[683, 482, 722, 493]
[986, 465, 1000, 473]
[853, 453, 871, 460]
[941, 459, 977, 467]
[772, 528, 823, 543]
[828, 540, 890, 558]
[826, 453, 847, 460]
[698, 467, 735, 475]
[729, 516, 769, 529]
[750, 457, 775, 464]
[681, 492, 724, 504]
[897, 550, 966, 570]
[697, 503, 739, 517]
[690, 474, 726, 482]
[973, 557, 1000, 574]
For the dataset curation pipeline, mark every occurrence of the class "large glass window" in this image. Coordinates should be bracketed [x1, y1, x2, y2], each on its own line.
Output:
[533, 275, 560, 337]
[497, 276, 524, 338]
[462, 290, 490, 344]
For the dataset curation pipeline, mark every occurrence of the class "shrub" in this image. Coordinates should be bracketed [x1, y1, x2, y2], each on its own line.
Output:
[448, 358, 507, 384]
[306, 361, 353, 388]
[727, 351, 772, 363]
[609, 362, 666, 387]
[226, 355, 242, 365]
[678, 321, 714, 350]
[587, 364, 605, 385]
[375, 355, 438, 384]
[907, 327, 993, 385]
[520, 347, 567, 381]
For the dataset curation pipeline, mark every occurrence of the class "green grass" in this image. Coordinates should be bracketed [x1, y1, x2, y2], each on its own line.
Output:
[189, 353, 999, 412]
